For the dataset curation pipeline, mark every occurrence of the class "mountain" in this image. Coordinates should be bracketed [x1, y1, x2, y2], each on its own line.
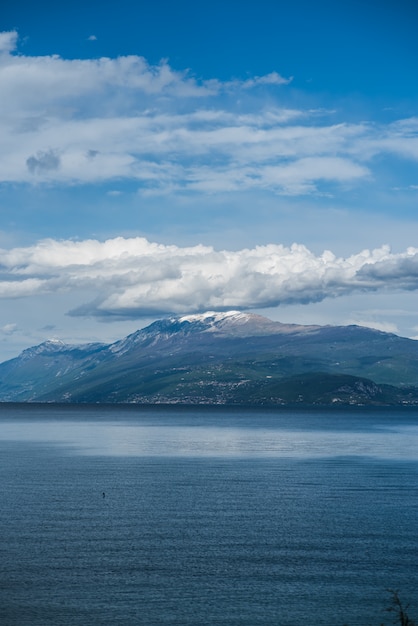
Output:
[1, 311, 418, 405]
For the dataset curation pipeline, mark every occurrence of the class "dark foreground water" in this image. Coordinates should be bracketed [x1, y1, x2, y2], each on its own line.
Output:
[0, 405, 417, 626]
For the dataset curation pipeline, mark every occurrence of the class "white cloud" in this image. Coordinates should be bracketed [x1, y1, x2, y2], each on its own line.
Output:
[0, 31, 18, 53]
[0, 237, 418, 319]
[0, 31, 415, 195]
[0, 323, 18, 335]
[227, 71, 293, 89]
[0, 31, 215, 119]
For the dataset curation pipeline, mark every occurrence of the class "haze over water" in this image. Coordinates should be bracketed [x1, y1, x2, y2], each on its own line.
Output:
[0, 404, 417, 625]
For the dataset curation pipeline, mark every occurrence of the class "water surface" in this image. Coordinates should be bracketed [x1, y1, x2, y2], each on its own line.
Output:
[0, 405, 417, 625]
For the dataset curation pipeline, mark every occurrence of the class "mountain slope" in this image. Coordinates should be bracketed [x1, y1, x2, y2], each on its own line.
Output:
[0, 311, 418, 405]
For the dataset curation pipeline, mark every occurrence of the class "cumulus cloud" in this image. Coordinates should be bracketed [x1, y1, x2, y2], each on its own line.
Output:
[0, 237, 417, 319]
[0, 31, 415, 194]
[358, 252, 418, 289]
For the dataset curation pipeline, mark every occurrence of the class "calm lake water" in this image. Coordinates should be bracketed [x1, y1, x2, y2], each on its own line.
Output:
[0, 404, 417, 625]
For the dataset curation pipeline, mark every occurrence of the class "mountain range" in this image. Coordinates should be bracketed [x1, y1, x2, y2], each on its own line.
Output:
[1, 311, 418, 405]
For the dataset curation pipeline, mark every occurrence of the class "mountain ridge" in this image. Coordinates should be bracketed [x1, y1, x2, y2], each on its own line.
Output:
[0, 311, 417, 405]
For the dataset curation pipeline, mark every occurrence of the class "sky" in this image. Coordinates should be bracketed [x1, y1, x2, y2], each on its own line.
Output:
[0, 0, 418, 360]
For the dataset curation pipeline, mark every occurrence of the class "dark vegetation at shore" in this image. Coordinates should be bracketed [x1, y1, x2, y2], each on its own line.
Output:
[343, 590, 416, 626]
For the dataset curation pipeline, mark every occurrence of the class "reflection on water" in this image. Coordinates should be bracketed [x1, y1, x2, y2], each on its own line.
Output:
[0, 406, 417, 459]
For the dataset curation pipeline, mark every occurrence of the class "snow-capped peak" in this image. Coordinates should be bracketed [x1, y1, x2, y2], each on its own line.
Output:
[178, 311, 249, 325]
[45, 338, 66, 347]
[20, 338, 68, 360]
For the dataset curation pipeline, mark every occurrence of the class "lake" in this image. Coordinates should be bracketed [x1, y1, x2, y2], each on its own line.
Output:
[0, 404, 417, 625]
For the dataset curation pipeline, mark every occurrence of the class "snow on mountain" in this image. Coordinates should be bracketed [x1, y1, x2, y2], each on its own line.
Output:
[1, 310, 418, 404]
[4, 311, 372, 367]
[17, 311, 321, 363]
[20, 338, 69, 361]
[20, 338, 107, 360]
[178, 311, 248, 324]
[108, 312, 249, 356]
[178, 310, 321, 336]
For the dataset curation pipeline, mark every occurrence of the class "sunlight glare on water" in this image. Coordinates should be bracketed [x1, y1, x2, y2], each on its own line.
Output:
[0, 411, 417, 459]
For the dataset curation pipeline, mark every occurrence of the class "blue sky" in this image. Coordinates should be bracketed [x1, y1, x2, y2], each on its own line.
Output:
[0, 0, 417, 360]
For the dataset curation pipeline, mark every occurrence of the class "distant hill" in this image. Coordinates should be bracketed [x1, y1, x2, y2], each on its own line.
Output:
[1, 311, 418, 405]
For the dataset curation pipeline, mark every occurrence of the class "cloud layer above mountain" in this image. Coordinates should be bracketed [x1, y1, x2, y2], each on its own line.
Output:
[1, 30, 417, 197]
[0, 236, 417, 319]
